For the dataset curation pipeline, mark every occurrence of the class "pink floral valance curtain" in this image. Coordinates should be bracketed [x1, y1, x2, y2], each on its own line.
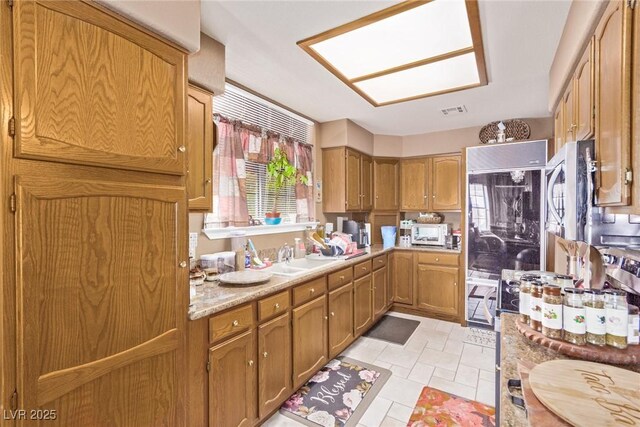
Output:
[206, 121, 249, 227]
[295, 142, 315, 222]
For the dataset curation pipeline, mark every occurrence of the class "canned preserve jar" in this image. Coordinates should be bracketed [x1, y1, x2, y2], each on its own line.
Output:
[563, 288, 586, 345]
[529, 282, 543, 332]
[542, 285, 563, 339]
[519, 278, 532, 324]
[605, 290, 628, 349]
[583, 289, 606, 346]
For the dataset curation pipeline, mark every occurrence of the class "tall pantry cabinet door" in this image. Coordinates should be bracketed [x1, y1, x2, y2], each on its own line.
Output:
[431, 155, 461, 211]
[346, 149, 362, 210]
[14, 175, 188, 426]
[13, 0, 186, 175]
[187, 85, 214, 211]
[209, 331, 257, 427]
[594, 0, 633, 206]
[575, 39, 595, 141]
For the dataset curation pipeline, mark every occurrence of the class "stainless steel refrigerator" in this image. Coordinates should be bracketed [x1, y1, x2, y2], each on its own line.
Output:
[465, 140, 548, 326]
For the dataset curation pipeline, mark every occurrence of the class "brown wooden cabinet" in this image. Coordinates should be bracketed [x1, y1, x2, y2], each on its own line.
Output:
[187, 84, 214, 211]
[392, 251, 414, 305]
[323, 147, 373, 212]
[12, 0, 186, 175]
[354, 275, 373, 336]
[416, 264, 459, 317]
[400, 157, 430, 211]
[372, 266, 388, 319]
[373, 158, 400, 210]
[258, 313, 291, 419]
[594, 0, 633, 206]
[328, 283, 354, 358]
[575, 39, 595, 141]
[554, 103, 565, 154]
[431, 155, 462, 211]
[292, 295, 328, 388]
[209, 330, 256, 427]
[562, 82, 576, 143]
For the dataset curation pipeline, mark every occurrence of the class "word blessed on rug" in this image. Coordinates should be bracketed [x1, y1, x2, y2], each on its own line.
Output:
[408, 386, 496, 427]
[281, 358, 390, 427]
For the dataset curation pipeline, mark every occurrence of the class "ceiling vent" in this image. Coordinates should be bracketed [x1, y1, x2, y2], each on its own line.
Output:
[440, 105, 467, 116]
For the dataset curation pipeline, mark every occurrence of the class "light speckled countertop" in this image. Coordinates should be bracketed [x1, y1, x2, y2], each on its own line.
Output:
[188, 244, 460, 320]
[499, 313, 640, 427]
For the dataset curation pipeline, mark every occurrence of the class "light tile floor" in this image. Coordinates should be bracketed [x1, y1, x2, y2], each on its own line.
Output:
[263, 312, 496, 427]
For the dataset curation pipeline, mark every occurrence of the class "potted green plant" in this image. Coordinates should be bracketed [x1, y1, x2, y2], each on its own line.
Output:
[265, 147, 308, 224]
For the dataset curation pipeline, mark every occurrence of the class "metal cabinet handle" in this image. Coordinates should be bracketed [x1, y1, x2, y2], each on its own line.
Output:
[263, 352, 268, 358]
[179, 261, 187, 268]
[339, 275, 344, 280]
[310, 288, 315, 293]
[435, 258, 439, 262]
[454, 282, 457, 286]
[232, 320, 239, 327]
[178, 145, 186, 153]
[248, 360, 254, 367]
[274, 303, 280, 310]
[205, 178, 212, 184]
[362, 267, 366, 271]
[331, 312, 335, 317]
[495, 364, 501, 372]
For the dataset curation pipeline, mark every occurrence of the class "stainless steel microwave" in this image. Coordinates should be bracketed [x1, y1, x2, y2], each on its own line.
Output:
[411, 223, 449, 246]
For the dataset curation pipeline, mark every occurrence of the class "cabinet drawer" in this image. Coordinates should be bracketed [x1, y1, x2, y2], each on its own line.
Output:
[417, 252, 459, 266]
[328, 267, 353, 291]
[372, 255, 387, 271]
[354, 260, 372, 279]
[258, 291, 290, 322]
[209, 304, 254, 343]
[293, 277, 327, 306]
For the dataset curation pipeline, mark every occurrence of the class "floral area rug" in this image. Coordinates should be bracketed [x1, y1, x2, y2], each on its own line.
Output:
[280, 357, 391, 427]
[408, 386, 496, 426]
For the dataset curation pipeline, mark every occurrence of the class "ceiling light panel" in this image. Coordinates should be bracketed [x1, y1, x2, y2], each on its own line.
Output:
[298, 0, 487, 107]
[311, 1, 472, 80]
[354, 53, 480, 104]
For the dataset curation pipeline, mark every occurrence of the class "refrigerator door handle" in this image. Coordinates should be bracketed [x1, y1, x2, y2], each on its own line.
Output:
[547, 166, 563, 226]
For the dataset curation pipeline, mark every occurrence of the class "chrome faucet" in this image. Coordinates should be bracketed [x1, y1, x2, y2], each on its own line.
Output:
[277, 243, 293, 264]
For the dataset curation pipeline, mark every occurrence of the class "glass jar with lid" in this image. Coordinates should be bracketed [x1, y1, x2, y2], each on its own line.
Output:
[519, 277, 533, 324]
[628, 305, 639, 346]
[542, 285, 563, 339]
[605, 290, 629, 349]
[583, 289, 606, 346]
[529, 281, 544, 332]
[554, 274, 574, 288]
[563, 288, 586, 345]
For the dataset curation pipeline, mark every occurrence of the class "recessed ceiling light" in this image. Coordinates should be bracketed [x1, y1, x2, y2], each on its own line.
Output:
[298, 0, 488, 107]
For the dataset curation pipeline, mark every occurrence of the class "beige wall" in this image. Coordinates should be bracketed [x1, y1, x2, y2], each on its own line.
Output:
[346, 120, 374, 155]
[548, 0, 608, 111]
[189, 33, 225, 94]
[373, 134, 402, 157]
[97, 0, 201, 52]
[400, 117, 553, 157]
[319, 119, 374, 155]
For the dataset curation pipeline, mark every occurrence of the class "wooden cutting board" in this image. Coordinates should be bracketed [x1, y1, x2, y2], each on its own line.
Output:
[529, 360, 640, 427]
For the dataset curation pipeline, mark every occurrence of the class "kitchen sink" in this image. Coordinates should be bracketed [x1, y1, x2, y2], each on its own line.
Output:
[267, 255, 341, 277]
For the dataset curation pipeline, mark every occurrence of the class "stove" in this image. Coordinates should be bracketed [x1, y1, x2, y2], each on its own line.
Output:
[497, 279, 520, 314]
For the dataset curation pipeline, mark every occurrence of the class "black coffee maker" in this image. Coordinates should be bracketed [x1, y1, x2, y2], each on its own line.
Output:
[343, 220, 369, 249]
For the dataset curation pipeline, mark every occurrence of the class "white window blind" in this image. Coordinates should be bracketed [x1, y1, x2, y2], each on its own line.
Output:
[245, 161, 297, 219]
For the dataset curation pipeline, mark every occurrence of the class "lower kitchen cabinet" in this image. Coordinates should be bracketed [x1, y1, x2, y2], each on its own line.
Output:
[354, 275, 373, 336]
[416, 264, 459, 317]
[373, 266, 387, 319]
[328, 283, 354, 358]
[392, 251, 414, 305]
[258, 313, 291, 419]
[209, 330, 256, 427]
[292, 295, 328, 388]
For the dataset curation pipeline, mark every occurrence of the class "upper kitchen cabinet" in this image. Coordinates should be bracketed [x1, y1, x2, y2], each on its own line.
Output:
[594, 0, 633, 206]
[431, 155, 462, 211]
[562, 81, 576, 143]
[12, 0, 187, 175]
[400, 157, 430, 211]
[322, 147, 372, 212]
[554, 103, 565, 153]
[373, 158, 399, 211]
[187, 84, 214, 211]
[574, 39, 595, 141]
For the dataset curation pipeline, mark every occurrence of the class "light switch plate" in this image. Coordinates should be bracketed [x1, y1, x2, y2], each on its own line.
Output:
[315, 180, 322, 203]
[189, 233, 198, 259]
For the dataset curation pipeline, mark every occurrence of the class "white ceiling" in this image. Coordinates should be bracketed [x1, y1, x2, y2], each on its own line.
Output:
[201, 0, 571, 136]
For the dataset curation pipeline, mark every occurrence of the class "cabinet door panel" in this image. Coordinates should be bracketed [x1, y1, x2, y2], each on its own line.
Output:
[328, 283, 354, 358]
[554, 104, 565, 154]
[400, 158, 429, 211]
[13, 0, 186, 174]
[292, 296, 327, 388]
[594, 0, 632, 206]
[346, 149, 361, 210]
[416, 265, 459, 316]
[373, 159, 399, 210]
[15, 174, 187, 425]
[575, 39, 595, 141]
[431, 156, 461, 211]
[354, 275, 372, 336]
[361, 155, 373, 211]
[392, 252, 414, 305]
[258, 313, 291, 419]
[563, 84, 576, 143]
[187, 85, 214, 211]
[373, 267, 387, 319]
[209, 331, 256, 427]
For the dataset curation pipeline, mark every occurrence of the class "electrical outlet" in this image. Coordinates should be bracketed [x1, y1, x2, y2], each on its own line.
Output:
[189, 232, 198, 259]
